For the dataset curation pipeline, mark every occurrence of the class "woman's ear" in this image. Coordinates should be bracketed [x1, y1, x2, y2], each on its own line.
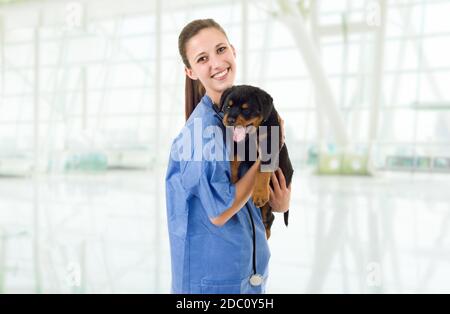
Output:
[185, 67, 198, 80]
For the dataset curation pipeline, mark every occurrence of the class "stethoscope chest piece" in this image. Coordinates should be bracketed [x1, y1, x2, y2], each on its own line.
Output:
[249, 274, 264, 286]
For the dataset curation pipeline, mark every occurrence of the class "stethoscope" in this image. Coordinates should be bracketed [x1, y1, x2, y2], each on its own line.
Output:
[246, 206, 264, 286]
[213, 101, 264, 287]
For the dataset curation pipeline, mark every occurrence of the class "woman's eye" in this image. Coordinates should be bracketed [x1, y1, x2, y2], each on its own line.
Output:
[197, 56, 207, 63]
[217, 47, 226, 53]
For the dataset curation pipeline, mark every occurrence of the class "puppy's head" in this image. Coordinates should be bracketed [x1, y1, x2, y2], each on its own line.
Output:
[219, 85, 273, 142]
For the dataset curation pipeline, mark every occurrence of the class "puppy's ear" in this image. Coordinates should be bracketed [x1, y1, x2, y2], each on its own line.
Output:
[256, 88, 273, 118]
[219, 86, 234, 111]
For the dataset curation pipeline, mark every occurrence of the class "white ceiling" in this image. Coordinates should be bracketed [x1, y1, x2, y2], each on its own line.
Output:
[0, 0, 240, 30]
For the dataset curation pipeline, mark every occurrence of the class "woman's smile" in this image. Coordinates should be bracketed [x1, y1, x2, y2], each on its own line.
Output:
[211, 67, 230, 80]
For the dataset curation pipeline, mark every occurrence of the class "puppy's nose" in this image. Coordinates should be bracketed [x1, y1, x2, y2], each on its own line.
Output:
[227, 116, 236, 125]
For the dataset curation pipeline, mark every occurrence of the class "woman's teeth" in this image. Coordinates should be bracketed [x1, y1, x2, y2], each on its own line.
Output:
[213, 68, 228, 79]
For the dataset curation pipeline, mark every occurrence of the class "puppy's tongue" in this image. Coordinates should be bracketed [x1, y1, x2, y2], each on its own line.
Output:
[233, 126, 246, 142]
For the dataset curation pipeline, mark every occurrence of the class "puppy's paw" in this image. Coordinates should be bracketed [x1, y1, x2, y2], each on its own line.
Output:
[252, 188, 269, 208]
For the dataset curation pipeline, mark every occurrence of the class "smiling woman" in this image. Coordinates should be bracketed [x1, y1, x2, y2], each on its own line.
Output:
[166, 18, 291, 294]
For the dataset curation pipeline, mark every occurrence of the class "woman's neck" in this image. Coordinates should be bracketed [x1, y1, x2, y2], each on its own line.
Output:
[206, 91, 221, 109]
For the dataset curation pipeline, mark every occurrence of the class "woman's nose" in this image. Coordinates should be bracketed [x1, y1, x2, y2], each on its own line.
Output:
[210, 54, 224, 69]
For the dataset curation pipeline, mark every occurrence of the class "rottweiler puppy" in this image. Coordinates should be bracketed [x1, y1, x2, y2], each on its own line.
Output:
[219, 85, 294, 239]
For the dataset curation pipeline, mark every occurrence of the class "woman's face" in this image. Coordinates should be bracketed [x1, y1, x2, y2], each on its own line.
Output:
[184, 27, 236, 104]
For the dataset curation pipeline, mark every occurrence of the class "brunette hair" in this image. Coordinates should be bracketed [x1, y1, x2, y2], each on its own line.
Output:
[178, 19, 229, 121]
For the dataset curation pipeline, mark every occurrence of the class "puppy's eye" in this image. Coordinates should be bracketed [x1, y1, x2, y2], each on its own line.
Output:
[242, 109, 250, 115]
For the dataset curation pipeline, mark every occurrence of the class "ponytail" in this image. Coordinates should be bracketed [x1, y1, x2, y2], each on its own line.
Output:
[184, 76, 205, 121]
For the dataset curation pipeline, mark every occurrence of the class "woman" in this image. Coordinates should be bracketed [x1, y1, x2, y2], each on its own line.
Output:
[166, 19, 291, 294]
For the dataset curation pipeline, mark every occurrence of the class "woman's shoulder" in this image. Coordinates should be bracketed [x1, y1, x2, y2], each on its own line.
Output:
[169, 96, 227, 163]
[185, 101, 222, 130]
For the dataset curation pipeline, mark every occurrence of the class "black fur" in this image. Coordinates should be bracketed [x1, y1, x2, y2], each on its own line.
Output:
[220, 85, 294, 229]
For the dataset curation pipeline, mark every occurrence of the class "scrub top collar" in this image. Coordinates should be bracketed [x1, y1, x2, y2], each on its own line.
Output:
[203, 94, 224, 119]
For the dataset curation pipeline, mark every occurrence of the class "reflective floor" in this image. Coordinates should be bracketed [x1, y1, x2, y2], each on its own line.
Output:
[1, 168, 449, 293]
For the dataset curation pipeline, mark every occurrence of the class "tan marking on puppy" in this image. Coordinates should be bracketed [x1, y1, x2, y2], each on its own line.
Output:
[258, 132, 268, 141]
[252, 171, 271, 208]
[222, 113, 229, 126]
[228, 100, 234, 107]
[241, 103, 249, 109]
[234, 115, 263, 128]
[223, 113, 263, 128]
[253, 116, 263, 128]
[261, 203, 272, 239]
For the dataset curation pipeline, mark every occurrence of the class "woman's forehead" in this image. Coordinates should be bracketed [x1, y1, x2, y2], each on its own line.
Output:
[186, 28, 228, 58]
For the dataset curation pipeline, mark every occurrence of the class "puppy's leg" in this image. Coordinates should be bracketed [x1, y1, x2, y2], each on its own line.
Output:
[261, 203, 275, 239]
[252, 171, 271, 208]
[231, 159, 241, 184]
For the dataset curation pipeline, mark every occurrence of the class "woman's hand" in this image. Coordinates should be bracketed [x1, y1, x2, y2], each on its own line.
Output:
[269, 168, 291, 213]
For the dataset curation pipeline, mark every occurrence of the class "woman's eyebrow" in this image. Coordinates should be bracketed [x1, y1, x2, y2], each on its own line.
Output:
[194, 43, 227, 60]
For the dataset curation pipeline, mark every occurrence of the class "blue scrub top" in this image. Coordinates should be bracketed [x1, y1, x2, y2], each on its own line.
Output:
[165, 95, 270, 294]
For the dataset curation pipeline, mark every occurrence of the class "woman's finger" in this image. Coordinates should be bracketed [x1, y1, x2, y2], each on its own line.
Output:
[271, 171, 281, 193]
[269, 185, 275, 199]
[277, 168, 287, 190]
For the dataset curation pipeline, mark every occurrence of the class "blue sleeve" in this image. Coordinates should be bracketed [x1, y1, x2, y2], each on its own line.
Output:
[181, 159, 236, 219]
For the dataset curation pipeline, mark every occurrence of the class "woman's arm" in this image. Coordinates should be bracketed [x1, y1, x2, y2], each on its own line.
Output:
[210, 160, 261, 227]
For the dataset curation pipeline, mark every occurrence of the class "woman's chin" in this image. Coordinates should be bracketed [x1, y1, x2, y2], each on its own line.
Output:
[214, 78, 235, 91]
[212, 73, 234, 88]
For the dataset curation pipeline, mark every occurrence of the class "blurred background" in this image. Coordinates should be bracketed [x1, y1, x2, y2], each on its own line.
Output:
[0, 0, 449, 293]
